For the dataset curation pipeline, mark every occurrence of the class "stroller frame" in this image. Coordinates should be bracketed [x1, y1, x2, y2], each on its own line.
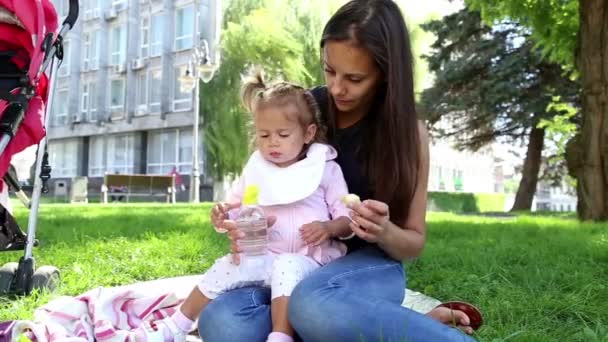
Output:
[0, 0, 79, 296]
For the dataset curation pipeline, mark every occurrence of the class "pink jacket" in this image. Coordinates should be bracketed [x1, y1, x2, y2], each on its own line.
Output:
[228, 144, 349, 265]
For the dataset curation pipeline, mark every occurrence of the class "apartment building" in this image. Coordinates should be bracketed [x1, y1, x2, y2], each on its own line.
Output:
[46, 0, 220, 200]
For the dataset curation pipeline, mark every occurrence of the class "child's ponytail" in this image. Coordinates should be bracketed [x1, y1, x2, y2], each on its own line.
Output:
[240, 69, 267, 113]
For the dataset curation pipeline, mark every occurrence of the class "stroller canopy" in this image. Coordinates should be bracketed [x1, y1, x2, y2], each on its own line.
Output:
[0, 0, 58, 80]
[0, 0, 59, 183]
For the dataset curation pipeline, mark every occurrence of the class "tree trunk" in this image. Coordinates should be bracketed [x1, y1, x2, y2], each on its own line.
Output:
[511, 128, 545, 211]
[572, 0, 608, 221]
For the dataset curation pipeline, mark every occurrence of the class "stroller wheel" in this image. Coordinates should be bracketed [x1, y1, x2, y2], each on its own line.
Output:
[0, 262, 18, 295]
[32, 266, 60, 293]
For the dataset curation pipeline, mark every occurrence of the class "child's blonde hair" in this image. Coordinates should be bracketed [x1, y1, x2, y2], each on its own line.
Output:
[240, 69, 327, 143]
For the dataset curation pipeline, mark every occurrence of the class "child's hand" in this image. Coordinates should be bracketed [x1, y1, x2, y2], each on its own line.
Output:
[300, 221, 330, 246]
[211, 202, 240, 232]
[229, 216, 277, 265]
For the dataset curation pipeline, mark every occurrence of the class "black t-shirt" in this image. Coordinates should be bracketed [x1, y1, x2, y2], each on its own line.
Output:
[310, 86, 372, 252]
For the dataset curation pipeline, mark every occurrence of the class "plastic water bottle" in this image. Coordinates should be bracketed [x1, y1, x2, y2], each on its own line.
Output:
[235, 185, 268, 261]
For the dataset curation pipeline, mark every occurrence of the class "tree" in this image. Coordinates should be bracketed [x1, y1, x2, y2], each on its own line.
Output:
[419, 9, 579, 211]
[201, 0, 335, 181]
[201, 0, 437, 183]
[465, 0, 607, 220]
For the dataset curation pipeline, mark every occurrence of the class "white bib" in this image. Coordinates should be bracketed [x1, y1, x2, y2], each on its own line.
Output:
[241, 143, 336, 206]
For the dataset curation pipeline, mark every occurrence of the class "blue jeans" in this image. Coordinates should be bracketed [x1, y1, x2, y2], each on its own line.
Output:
[198, 246, 476, 342]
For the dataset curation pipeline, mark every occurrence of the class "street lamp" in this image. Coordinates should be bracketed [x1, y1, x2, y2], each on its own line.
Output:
[179, 39, 218, 203]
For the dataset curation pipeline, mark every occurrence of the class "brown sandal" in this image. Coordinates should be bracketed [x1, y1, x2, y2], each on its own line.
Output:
[435, 301, 483, 331]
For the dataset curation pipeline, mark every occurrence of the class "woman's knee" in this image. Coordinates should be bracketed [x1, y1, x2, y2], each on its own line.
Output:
[288, 273, 334, 330]
[198, 287, 272, 342]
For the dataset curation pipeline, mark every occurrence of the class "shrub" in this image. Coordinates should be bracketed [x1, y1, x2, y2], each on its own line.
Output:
[427, 191, 505, 213]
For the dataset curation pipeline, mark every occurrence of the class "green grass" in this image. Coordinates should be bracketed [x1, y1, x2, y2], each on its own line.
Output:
[406, 213, 608, 341]
[0, 203, 224, 320]
[0, 204, 606, 341]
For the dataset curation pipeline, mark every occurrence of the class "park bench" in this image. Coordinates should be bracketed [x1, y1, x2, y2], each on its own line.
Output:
[101, 174, 176, 204]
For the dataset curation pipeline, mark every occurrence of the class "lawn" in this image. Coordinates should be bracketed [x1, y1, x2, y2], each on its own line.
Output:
[0, 203, 606, 341]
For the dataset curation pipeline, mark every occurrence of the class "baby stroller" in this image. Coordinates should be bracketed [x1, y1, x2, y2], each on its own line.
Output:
[0, 0, 78, 295]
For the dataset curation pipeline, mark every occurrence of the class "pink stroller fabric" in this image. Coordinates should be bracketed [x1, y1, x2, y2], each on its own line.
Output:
[0, 0, 58, 79]
[0, 0, 58, 185]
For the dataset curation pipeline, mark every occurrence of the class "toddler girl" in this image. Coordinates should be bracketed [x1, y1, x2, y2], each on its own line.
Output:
[135, 70, 353, 342]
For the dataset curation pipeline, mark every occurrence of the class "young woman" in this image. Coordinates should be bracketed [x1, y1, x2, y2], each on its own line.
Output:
[198, 1, 480, 341]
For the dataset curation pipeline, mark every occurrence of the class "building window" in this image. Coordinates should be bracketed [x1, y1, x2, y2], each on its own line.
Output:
[438, 167, 445, 191]
[89, 134, 135, 176]
[147, 130, 175, 174]
[109, 78, 125, 112]
[81, 83, 89, 119]
[107, 134, 134, 174]
[58, 40, 70, 76]
[178, 129, 194, 173]
[150, 14, 163, 57]
[81, 81, 97, 122]
[149, 68, 162, 114]
[89, 136, 105, 176]
[83, 0, 101, 19]
[136, 72, 148, 114]
[53, 89, 69, 126]
[83, 30, 99, 70]
[140, 17, 150, 58]
[89, 82, 97, 121]
[147, 129, 202, 174]
[454, 169, 464, 191]
[136, 69, 162, 115]
[110, 25, 127, 66]
[49, 139, 78, 177]
[173, 65, 192, 111]
[83, 33, 91, 70]
[175, 6, 194, 51]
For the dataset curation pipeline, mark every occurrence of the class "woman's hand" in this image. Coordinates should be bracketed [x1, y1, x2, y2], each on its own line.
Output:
[300, 221, 331, 246]
[348, 199, 392, 244]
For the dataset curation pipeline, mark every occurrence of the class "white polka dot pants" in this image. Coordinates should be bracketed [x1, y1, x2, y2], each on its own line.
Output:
[197, 253, 320, 300]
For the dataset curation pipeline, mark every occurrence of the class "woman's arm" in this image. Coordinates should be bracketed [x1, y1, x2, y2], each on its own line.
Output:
[379, 121, 429, 259]
[349, 121, 430, 260]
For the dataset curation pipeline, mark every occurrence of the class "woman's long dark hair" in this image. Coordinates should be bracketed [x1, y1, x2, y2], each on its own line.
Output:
[322, 0, 420, 226]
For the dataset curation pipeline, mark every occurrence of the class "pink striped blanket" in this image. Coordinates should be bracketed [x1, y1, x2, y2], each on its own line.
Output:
[10, 275, 202, 341]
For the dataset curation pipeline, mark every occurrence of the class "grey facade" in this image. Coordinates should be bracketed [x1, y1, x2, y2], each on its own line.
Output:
[47, 0, 219, 201]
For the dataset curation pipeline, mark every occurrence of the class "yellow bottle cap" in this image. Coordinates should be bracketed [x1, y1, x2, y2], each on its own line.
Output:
[242, 185, 260, 205]
[18, 334, 32, 342]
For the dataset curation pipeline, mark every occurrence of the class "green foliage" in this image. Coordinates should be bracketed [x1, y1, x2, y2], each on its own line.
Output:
[474, 192, 507, 212]
[419, 9, 579, 151]
[538, 97, 580, 187]
[465, 0, 579, 66]
[503, 179, 518, 194]
[203, 0, 437, 181]
[201, 0, 334, 180]
[400, 15, 439, 97]
[428, 191, 505, 213]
